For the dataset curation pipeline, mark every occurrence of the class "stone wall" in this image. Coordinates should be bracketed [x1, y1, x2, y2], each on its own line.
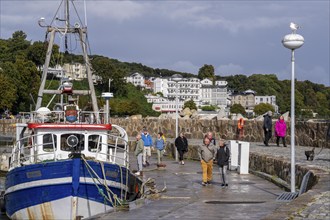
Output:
[249, 153, 320, 191]
[0, 119, 16, 136]
[1, 118, 329, 148]
[113, 118, 329, 148]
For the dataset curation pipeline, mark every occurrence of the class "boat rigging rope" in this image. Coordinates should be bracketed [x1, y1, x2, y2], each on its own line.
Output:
[118, 163, 129, 200]
[100, 162, 113, 205]
[81, 157, 124, 207]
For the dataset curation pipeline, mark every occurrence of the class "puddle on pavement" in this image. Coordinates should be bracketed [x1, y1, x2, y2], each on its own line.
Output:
[205, 200, 266, 204]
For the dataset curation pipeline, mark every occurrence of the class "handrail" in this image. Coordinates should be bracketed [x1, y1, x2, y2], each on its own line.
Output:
[18, 110, 111, 124]
[9, 132, 130, 170]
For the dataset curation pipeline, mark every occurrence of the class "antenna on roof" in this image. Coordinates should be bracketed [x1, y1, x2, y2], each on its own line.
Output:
[84, 0, 88, 27]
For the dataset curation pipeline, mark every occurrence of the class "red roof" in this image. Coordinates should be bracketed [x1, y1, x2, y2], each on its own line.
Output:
[28, 123, 112, 130]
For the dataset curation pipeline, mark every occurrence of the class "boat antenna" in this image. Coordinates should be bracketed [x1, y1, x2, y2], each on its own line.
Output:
[84, 0, 88, 27]
[64, 0, 69, 53]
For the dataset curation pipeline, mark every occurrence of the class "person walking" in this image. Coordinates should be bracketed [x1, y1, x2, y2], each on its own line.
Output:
[174, 132, 188, 165]
[275, 115, 287, 147]
[134, 134, 144, 175]
[141, 127, 153, 167]
[237, 117, 244, 140]
[206, 131, 216, 146]
[263, 111, 273, 146]
[198, 136, 217, 186]
[154, 132, 166, 166]
[216, 139, 230, 187]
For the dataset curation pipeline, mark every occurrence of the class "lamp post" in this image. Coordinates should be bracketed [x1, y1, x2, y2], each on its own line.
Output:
[172, 74, 183, 162]
[282, 22, 304, 193]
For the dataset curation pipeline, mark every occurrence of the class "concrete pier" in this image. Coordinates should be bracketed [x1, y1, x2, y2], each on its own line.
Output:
[92, 142, 330, 220]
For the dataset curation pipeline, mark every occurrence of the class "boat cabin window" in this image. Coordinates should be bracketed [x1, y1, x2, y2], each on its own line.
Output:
[88, 135, 102, 152]
[43, 134, 57, 152]
[60, 133, 85, 151]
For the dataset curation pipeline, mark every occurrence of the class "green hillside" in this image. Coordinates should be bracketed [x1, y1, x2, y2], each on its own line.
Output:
[0, 31, 329, 118]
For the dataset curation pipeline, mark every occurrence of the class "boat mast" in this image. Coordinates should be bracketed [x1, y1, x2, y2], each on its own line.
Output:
[35, 0, 99, 115]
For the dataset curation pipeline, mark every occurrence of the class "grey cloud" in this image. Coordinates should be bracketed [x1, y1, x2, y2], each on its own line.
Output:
[0, 0, 329, 86]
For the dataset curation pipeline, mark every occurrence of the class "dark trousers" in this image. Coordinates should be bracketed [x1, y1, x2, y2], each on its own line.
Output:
[264, 129, 272, 146]
[178, 150, 185, 161]
[276, 136, 286, 147]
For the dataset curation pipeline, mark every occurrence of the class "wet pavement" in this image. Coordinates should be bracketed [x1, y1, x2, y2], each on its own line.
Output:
[92, 141, 330, 220]
[93, 151, 286, 220]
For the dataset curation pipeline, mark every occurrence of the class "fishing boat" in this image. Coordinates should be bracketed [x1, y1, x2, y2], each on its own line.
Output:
[3, 0, 142, 219]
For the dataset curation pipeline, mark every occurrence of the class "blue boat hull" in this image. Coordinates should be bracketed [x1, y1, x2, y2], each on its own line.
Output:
[5, 158, 141, 219]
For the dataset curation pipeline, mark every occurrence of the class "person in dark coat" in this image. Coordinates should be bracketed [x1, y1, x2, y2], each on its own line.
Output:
[263, 111, 273, 146]
[216, 140, 230, 187]
[175, 132, 188, 165]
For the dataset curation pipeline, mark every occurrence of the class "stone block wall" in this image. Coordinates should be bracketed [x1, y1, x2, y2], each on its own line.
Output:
[0, 119, 16, 136]
[1, 118, 329, 148]
[112, 118, 329, 148]
[249, 153, 319, 191]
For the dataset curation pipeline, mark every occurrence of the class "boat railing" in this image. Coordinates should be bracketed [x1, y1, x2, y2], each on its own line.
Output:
[19, 110, 111, 124]
[8, 132, 130, 170]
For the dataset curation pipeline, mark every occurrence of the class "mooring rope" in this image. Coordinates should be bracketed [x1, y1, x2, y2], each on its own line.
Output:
[82, 157, 123, 207]
[140, 177, 167, 198]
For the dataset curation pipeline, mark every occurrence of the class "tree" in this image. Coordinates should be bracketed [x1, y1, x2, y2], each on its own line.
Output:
[225, 74, 248, 92]
[27, 41, 60, 67]
[201, 105, 217, 111]
[92, 56, 127, 97]
[0, 73, 17, 111]
[315, 92, 330, 117]
[183, 99, 197, 110]
[230, 104, 246, 115]
[198, 64, 215, 81]
[107, 84, 159, 117]
[254, 103, 275, 116]
[15, 59, 40, 112]
[6, 31, 31, 62]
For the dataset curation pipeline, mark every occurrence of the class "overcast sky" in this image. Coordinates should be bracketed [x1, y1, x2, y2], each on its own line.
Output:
[1, 0, 329, 86]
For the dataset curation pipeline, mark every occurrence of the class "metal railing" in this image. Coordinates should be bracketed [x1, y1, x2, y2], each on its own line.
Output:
[18, 110, 111, 124]
[9, 132, 130, 170]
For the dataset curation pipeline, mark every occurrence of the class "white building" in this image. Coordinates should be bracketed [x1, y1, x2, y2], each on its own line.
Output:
[63, 63, 87, 80]
[215, 80, 228, 86]
[255, 95, 278, 112]
[39, 64, 66, 78]
[150, 76, 228, 111]
[124, 72, 145, 88]
[145, 94, 183, 113]
[40, 63, 101, 83]
[200, 78, 213, 85]
[167, 77, 201, 101]
[153, 77, 169, 97]
[199, 79, 227, 109]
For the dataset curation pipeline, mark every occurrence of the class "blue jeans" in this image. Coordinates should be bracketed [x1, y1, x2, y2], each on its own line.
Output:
[157, 149, 164, 164]
[219, 165, 228, 184]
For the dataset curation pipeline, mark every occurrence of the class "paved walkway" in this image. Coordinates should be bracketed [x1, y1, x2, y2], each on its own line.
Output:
[93, 153, 284, 219]
[93, 141, 330, 220]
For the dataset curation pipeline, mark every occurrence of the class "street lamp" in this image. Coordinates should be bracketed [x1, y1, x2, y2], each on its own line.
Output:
[172, 74, 183, 162]
[282, 22, 304, 193]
